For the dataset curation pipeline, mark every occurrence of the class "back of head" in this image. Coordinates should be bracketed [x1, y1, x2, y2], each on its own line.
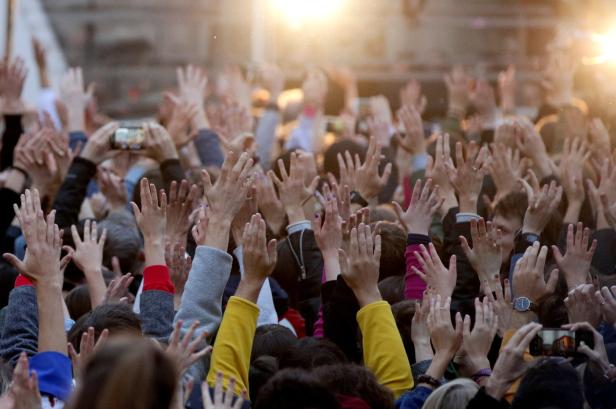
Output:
[378, 276, 405, 305]
[68, 303, 142, 352]
[279, 337, 347, 370]
[65, 285, 92, 321]
[255, 368, 340, 409]
[66, 336, 177, 409]
[422, 378, 479, 409]
[100, 210, 143, 274]
[249, 355, 279, 403]
[374, 222, 406, 281]
[252, 324, 297, 361]
[512, 358, 583, 409]
[313, 363, 395, 409]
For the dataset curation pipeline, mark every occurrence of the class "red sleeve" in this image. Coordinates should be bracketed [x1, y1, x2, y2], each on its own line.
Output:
[403, 175, 413, 209]
[143, 265, 175, 294]
[14, 274, 34, 288]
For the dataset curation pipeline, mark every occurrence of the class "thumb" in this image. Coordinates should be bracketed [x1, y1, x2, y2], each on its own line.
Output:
[267, 239, 278, 267]
[578, 341, 594, 359]
[3, 253, 26, 275]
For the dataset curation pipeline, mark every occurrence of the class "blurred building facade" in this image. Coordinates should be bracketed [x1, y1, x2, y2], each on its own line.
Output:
[42, 0, 567, 117]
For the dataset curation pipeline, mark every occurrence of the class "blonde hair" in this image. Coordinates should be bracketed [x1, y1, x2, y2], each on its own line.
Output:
[422, 378, 480, 409]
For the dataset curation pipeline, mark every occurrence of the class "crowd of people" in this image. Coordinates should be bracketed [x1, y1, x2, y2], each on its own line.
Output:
[0, 35, 615, 409]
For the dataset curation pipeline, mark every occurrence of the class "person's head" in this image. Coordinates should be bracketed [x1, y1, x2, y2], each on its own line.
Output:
[422, 378, 479, 409]
[322, 140, 365, 180]
[66, 336, 177, 409]
[252, 324, 297, 362]
[378, 276, 405, 305]
[279, 337, 347, 370]
[374, 221, 406, 281]
[313, 364, 395, 409]
[65, 285, 92, 321]
[68, 303, 142, 352]
[512, 358, 583, 409]
[249, 356, 279, 403]
[492, 192, 527, 259]
[254, 368, 340, 409]
[100, 210, 144, 275]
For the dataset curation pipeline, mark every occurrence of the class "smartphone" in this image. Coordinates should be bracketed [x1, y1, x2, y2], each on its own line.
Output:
[529, 328, 594, 357]
[110, 126, 145, 150]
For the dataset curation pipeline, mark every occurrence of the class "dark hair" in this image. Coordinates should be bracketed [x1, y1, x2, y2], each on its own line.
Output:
[65, 285, 92, 321]
[252, 324, 297, 362]
[374, 222, 406, 281]
[493, 192, 527, 222]
[249, 355, 279, 403]
[313, 364, 395, 409]
[378, 276, 405, 305]
[391, 300, 417, 365]
[100, 210, 143, 275]
[322, 140, 365, 180]
[279, 337, 347, 370]
[512, 358, 583, 409]
[68, 303, 142, 352]
[254, 368, 340, 409]
[66, 336, 177, 409]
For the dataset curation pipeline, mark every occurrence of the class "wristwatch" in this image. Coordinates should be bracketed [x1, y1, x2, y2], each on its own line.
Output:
[513, 296, 536, 312]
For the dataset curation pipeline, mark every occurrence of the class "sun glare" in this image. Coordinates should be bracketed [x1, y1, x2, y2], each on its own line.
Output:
[271, 0, 345, 29]
[584, 28, 616, 65]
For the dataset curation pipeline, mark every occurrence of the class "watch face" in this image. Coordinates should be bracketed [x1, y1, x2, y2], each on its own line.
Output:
[514, 297, 530, 311]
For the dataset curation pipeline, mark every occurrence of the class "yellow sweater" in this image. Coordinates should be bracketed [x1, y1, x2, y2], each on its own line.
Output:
[356, 301, 414, 398]
[206, 296, 259, 396]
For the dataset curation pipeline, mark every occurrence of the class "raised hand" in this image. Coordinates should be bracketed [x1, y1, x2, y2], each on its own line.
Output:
[0, 57, 27, 114]
[259, 63, 285, 103]
[302, 69, 328, 109]
[97, 168, 128, 212]
[60, 67, 92, 132]
[68, 220, 107, 307]
[80, 122, 120, 164]
[201, 151, 254, 250]
[497, 65, 516, 114]
[513, 119, 554, 179]
[164, 95, 199, 148]
[485, 322, 542, 400]
[167, 320, 211, 375]
[551, 223, 596, 290]
[588, 118, 611, 161]
[460, 298, 498, 377]
[564, 284, 601, 328]
[521, 180, 562, 235]
[367, 116, 390, 147]
[191, 206, 210, 247]
[177, 65, 209, 129]
[313, 190, 343, 281]
[426, 295, 463, 378]
[446, 141, 489, 213]
[512, 242, 558, 305]
[165, 242, 191, 307]
[594, 286, 616, 326]
[444, 65, 470, 118]
[426, 133, 456, 213]
[103, 271, 134, 304]
[166, 180, 199, 248]
[5, 352, 41, 409]
[143, 122, 179, 162]
[460, 218, 503, 289]
[484, 278, 513, 337]
[236, 214, 277, 303]
[469, 80, 497, 120]
[131, 178, 167, 266]
[412, 243, 457, 299]
[562, 322, 611, 380]
[396, 105, 426, 155]
[399, 79, 427, 114]
[489, 143, 529, 204]
[202, 372, 245, 409]
[4, 189, 65, 286]
[411, 293, 433, 362]
[393, 179, 442, 236]
[269, 152, 319, 224]
[255, 172, 285, 235]
[68, 327, 109, 379]
[339, 223, 381, 307]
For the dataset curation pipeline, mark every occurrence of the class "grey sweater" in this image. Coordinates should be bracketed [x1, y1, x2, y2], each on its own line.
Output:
[0, 286, 38, 366]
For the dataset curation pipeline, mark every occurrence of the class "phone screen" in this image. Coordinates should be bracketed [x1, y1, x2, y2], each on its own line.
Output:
[529, 329, 594, 357]
[111, 127, 145, 150]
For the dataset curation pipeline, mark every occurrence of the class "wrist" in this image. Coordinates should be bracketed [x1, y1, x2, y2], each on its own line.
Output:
[192, 110, 209, 130]
[408, 223, 430, 236]
[353, 287, 382, 307]
[236, 277, 265, 303]
[458, 195, 478, 214]
[285, 206, 306, 225]
[413, 341, 434, 362]
[485, 376, 508, 401]
[67, 110, 86, 133]
[426, 352, 452, 379]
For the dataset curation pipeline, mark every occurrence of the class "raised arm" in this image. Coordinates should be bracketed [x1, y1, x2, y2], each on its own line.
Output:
[340, 223, 413, 398]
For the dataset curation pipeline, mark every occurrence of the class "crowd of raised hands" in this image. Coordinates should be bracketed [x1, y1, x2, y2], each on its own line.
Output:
[0, 42, 615, 409]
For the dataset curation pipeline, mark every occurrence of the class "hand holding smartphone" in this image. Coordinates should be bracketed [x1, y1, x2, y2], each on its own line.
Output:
[529, 328, 594, 358]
